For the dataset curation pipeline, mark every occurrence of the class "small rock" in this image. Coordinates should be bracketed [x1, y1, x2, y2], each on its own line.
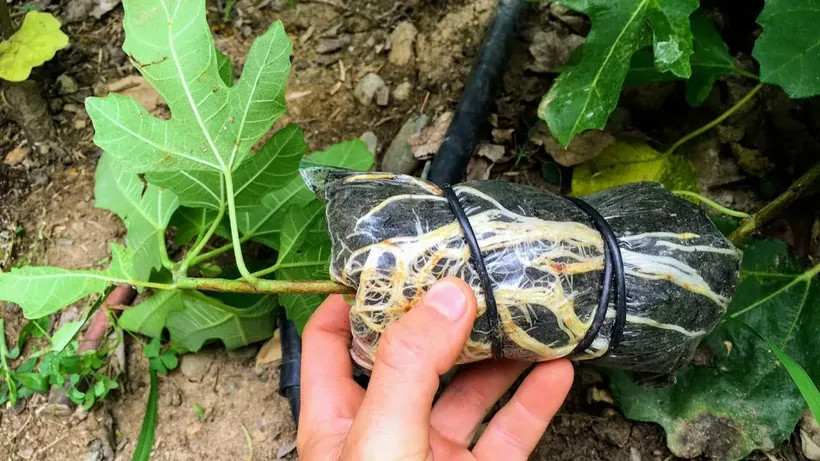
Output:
[592, 411, 632, 447]
[528, 29, 585, 73]
[160, 387, 182, 406]
[74, 119, 88, 130]
[17, 446, 34, 460]
[800, 410, 820, 461]
[376, 87, 390, 106]
[63, 103, 82, 113]
[63, 0, 94, 22]
[315, 35, 351, 54]
[57, 74, 79, 95]
[388, 22, 418, 66]
[315, 54, 341, 66]
[30, 169, 49, 188]
[382, 115, 429, 174]
[354, 73, 388, 106]
[277, 441, 297, 459]
[393, 81, 413, 101]
[4, 146, 30, 166]
[360, 132, 378, 155]
[227, 345, 259, 361]
[90, 0, 121, 19]
[255, 330, 282, 368]
[179, 353, 213, 382]
[629, 447, 642, 461]
[549, 3, 590, 35]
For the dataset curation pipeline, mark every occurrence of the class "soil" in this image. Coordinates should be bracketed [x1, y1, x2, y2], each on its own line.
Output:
[0, 0, 817, 460]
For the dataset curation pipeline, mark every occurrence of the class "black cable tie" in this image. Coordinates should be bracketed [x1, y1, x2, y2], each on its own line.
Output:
[442, 184, 504, 359]
[567, 197, 627, 354]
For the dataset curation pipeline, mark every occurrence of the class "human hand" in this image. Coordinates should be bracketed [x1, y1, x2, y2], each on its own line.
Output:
[297, 277, 574, 461]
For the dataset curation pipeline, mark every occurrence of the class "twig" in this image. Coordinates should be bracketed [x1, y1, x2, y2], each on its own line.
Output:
[729, 162, 820, 245]
[176, 277, 354, 295]
[34, 433, 70, 457]
[0, 0, 14, 39]
[665, 82, 764, 156]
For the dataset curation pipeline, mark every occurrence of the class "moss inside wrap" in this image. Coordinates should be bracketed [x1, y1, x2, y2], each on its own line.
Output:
[302, 169, 742, 375]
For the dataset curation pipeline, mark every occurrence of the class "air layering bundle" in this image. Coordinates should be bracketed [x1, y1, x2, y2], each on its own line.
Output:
[302, 168, 743, 374]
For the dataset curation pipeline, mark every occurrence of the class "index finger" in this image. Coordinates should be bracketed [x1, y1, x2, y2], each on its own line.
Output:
[299, 295, 365, 428]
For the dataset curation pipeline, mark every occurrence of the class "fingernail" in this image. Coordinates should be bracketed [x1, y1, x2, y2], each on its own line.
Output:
[424, 280, 468, 320]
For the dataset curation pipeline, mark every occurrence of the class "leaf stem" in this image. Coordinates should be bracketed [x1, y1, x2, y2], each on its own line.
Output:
[158, 232, 175, 271]
[176, 277, 353, 295]
[223, 173, 257, 282]
[672, 190, 751, 218]
[180, 200, 226, 275]
[665, 82, 764, 156]
[733, 66, 760, 81]
[189, 235, 252, 267]
[729, 162, 820, 245]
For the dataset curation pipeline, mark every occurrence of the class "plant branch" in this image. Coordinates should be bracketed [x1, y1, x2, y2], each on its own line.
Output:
[158, 231, 175, 271]
[733, 66, 760, 81]
[729, 162, 820, 245]
[666, 82, 764, 156]
[176, 277, 354, 295]
[0, 0, 13, 39]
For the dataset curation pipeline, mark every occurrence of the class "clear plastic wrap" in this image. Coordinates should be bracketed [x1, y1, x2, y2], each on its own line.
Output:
[302, 168, 743, 374]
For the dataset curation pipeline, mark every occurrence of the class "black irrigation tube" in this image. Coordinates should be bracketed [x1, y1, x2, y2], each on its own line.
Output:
[278, 0, 527, 427]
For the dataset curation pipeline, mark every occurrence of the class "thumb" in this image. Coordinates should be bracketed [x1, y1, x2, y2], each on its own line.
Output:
[343, 277, 477, 460]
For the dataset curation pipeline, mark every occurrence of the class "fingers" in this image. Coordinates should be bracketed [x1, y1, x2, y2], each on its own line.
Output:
[430, 359, 530, 447]
[342, 277, 477, 460]
[472, 359, 574, 461]
[298, 295, 365, 448]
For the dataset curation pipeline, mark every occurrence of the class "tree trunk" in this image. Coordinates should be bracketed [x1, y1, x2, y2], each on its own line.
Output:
[2, 80, 56, 149]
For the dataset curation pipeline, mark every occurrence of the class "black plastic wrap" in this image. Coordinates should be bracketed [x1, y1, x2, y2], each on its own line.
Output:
[302, 168, 743, 374]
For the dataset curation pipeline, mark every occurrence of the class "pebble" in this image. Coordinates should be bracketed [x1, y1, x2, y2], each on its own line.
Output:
[388, 22, 418, 66]
[179, 352, 213, 382]
[382, 115, 429, 174]
[57, 74, 79, 95]
[315, 35, 350, 54]
[354, 73, 388, 106]
[393, 81, 413, 101]
[360, 132, 378, 155]
[30, 169, 49, 188]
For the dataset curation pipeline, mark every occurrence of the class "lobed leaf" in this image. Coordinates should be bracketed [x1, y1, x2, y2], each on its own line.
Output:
[120, 289, 277, 351]
[609, 240, 820, 460]
[0, 244, 136, 319]
[0, 11, 69, 82]
[571, 139, 697, 196]
[539, 0, 698, 146]
[95, 153, 179, 281]
[625, 11, 735, 106]
[753, 0, 820, 98]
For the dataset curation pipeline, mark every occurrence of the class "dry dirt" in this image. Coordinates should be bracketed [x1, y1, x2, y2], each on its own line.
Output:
[0, 0, 816, 460]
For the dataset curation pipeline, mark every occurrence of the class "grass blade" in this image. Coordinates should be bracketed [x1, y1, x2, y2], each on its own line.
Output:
[132, 369, 159, 461]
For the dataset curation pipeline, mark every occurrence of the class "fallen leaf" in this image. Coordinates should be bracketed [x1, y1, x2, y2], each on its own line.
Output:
[4, 146, 31, 166]
[107, 75, 165, 113]
[409, 112, 452, 160]
[533, 123, 615, 167]
[475, 144, 506, 163]
[255, 329, 282, 368]
[466, 156, 493, 181]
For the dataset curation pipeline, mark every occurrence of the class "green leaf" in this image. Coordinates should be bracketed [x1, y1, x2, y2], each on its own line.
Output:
[51, 321, 84, 353]
[277, 243, 333, 333]
[121, 289, 276, 351]
[571, 139, 698, 196]
[8, 317, 50, 360]
[160, 352, 179, 371]
[540, 0, 698, 146]
[143, 337, 162, 358]
[0, 11, 69, 82]
[145, 124, 307, 211]
[95, 153, 179, 281]
[132, 369, 159, 461]
[626, 12, 735, 106]
[753, 0, 820, 98]
[277, 201, 325, 267]
[169, 207, 220, 246]
[0, 244, 136, 319]
[15, 373, 48, 393]
[306, 139, 375, 171]
[216, 49, 233, 87]
[609, 240, 820, 460]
